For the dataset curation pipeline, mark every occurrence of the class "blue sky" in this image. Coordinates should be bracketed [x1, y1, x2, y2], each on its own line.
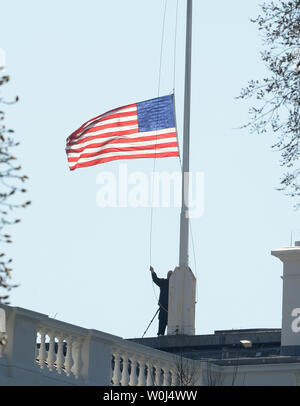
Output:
[1, 0, 299, 339]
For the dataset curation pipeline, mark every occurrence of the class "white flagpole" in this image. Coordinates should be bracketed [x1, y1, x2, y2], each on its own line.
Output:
[179, 0, 193, 267]
[167, 0, 196, 336]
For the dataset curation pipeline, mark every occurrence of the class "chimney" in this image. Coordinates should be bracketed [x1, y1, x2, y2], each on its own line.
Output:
[271, 241, 300, 355]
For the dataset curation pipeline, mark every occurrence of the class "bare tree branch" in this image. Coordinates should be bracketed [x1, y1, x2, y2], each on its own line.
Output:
[0, 72, 30, 303]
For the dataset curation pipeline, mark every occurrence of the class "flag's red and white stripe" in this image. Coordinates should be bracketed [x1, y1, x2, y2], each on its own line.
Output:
[66, 103, 179, 170]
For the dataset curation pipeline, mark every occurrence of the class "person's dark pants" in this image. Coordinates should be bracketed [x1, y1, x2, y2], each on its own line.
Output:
[158, 307, 168, 336]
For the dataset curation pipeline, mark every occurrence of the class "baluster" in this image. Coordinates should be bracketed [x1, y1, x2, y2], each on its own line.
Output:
[56, 336, 65, 374]
[64, 336, 73, 376]
[0, 334, 6, 358]
[137, 359, 146, 386]
[155, 362, 162, 386]
[38, 331, 46, 369]
[169, 369, 173, 386]
[109, 353, 114, 385]
[71, 339, 82, 379]
[34, 335, 39, 362]
[46, 331, 56, 371]
[146, 360, 153, 386]
[128, 354, 138, 386]
[112, 352, 121, 386]
[162, 365, 171, 386]
[120, 352, 130, 386]
[159, 366, 163, 386]
[170, 369, 177, 386]
[161, 368, 166, 386]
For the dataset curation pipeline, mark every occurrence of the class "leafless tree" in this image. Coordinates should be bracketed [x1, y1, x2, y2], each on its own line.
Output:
[0, 71, 30, 303]
[173, 352, 201, 386]
[204, 360, 224, 386]
[237, 0, 300, 204]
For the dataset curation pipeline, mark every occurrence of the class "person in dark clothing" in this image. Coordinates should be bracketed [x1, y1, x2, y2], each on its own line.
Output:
[150, 266, 173, 336]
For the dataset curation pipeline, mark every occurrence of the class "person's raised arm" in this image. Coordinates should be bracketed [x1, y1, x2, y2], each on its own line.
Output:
[150, 266, 163, 287]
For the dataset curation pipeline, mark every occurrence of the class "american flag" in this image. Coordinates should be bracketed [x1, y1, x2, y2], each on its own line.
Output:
[66, 94, 179, 170]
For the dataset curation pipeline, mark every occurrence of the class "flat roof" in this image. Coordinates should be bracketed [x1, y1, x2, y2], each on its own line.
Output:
[128, 328, 282, 361]
[129, 328, 281, 350]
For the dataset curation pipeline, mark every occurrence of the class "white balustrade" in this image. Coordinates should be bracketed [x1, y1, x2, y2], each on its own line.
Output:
[0, 305, 198, 386]
[110, 344, 181, 387]
[35, 328, 84, 381]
